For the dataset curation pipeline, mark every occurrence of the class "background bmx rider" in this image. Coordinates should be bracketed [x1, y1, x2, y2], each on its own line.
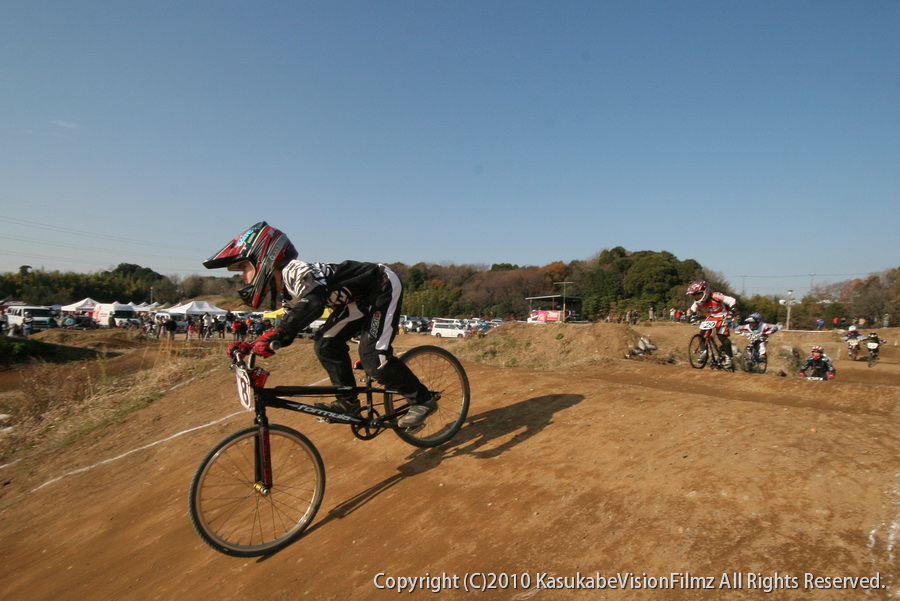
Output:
[686, 280, 738, 368]
[843, 325, 867, 342]
[204, 222, 435, 428]
[799, 345, 835, 379]
[733, 312, 782, 358]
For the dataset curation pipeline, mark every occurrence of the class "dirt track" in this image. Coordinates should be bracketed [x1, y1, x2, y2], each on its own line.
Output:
[0, 323, 897, 600]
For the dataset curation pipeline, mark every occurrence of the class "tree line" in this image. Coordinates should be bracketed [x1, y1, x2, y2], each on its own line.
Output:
[2, 251, 897, 329]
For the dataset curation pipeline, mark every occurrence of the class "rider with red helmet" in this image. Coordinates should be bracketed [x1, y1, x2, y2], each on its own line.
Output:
[687, 280, 738, 368]
[798, 345, 835, 379]
[204, 222, 435, 428]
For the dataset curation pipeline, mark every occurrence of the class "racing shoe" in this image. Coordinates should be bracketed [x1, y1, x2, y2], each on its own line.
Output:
[315, 397, 361, 415]
[721, 356, 733, 369]
[397, 395, 437, 428]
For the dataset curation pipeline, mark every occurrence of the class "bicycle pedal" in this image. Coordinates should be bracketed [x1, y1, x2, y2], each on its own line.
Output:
[404, 424, 426, 434]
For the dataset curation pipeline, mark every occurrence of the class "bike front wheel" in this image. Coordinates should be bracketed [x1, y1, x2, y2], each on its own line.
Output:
[688, 334, 709, 369]
[389, 345, 470, 448]
[189, 424, 325, 557]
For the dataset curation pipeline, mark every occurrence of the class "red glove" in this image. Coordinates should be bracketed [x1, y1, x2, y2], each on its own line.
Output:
[250, 330, 280, 358]
[827, 373, 834, 380]
[798, 372, 805, 378]
[227, 341, 253, 359]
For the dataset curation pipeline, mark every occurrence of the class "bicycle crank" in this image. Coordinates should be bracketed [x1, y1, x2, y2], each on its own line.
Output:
[351, 408, 384, 440]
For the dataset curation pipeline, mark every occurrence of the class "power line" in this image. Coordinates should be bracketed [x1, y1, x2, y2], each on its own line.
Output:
[0, 216, 207, 252]
[0, 249, 199, 275]
[725, 272, 883, 279]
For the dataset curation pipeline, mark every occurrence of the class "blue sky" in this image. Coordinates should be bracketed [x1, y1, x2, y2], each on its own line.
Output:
[2, 1, 897, 299]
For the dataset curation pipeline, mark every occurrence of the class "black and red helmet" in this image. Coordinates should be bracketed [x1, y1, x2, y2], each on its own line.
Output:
[204, 222, 298, 308]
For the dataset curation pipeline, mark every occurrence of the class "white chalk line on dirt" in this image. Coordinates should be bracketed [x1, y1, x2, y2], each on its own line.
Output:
[30, 410, 245, 492]
[14, 373, 332, 495]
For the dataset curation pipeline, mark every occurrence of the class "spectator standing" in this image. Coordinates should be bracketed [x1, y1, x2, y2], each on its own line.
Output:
[163, 316, 177, 340]
[23, 312, 34, 337]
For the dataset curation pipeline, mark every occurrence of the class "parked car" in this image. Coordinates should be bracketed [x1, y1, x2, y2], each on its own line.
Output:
[63, 314, 98, 330]
[472, 324, 493, 337]
[154, 311, 189, 332]
[431, 323, 471, 338]
[402, 316, 429, 332]
[6, 305, 55, 332]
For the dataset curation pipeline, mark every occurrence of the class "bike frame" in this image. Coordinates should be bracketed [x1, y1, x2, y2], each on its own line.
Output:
[236, 350, 416, 418]
[697, 316, 726, 364]
[234, 354, 414, 490]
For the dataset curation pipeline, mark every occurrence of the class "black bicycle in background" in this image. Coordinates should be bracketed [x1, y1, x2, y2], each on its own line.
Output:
[188, 345, 470, 557]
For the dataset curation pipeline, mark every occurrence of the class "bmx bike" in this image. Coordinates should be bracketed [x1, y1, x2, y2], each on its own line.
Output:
[739, 335, 768, 374]
[188, 344, 470, 557]
[866, 341, 881, 368]
[688, 314, 736, 371]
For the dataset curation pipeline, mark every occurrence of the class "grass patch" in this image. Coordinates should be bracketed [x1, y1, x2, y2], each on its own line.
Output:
[55, 392, 161, 449]
[0, 340, 220, 459]
[0, 336, 108, 368]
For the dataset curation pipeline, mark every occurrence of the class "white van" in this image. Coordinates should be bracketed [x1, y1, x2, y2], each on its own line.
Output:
[6, 305, 55, 332]
[431, 323, 471, 338]
[93, 303, 141, 328]
[154, 311, 189, 332]
[431, 318, 464, 327]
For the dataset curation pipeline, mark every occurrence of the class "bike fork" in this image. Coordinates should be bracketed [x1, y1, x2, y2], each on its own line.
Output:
[254, 415, 273, 493]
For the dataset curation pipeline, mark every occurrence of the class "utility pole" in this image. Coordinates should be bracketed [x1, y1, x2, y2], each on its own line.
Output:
[786, 289, 794, 330]
[554, 281, 574, 322]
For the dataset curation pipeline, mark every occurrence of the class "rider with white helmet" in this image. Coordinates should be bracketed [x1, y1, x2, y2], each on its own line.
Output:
[733, 313, 782, 358]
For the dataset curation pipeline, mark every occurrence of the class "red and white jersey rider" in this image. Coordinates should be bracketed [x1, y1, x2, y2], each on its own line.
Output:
[686, 280, 737, 365]
[687, 280, 737, 326]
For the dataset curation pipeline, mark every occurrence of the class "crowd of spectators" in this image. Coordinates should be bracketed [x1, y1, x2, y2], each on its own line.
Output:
[139, 312, 275, 341]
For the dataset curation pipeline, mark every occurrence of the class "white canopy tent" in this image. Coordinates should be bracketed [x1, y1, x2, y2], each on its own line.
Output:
[166, 300, 228, 316]
[131, 302, 160, 312]
[60, 297, 99, 312]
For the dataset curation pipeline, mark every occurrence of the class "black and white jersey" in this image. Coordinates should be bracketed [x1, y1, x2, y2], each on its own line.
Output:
[273, 260, 386, 346]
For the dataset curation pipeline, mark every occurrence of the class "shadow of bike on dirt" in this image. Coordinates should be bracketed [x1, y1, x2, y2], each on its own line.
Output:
[303, 393, 584, 535]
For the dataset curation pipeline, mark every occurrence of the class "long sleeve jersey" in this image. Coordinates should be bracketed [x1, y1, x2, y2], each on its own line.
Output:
[799, 354, 836, 376]
[734, 322, 782, 339]
[690, 291, 737, 316]
[270, 260, 387, 347]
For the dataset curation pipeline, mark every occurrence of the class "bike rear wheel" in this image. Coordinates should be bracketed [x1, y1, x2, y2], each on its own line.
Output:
[189, 424, 325, 557]
[389, 345, 470, 448]
[688, 334, 709, 369]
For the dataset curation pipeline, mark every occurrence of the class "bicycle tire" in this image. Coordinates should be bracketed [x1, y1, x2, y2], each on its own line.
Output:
[189, 424, 325, 557]
[388, 345, 470, 448]
[756, 355, 768, 374]
[688, 334, 709, 369]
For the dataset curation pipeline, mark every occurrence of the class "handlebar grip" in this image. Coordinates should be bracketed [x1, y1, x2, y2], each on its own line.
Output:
[270, 340, 282, 351]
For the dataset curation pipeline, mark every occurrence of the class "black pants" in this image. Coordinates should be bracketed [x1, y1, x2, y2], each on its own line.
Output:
[313, 267, 425, 402]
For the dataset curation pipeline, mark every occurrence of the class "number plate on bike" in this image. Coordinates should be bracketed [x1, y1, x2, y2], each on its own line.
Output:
[867, 342, 879, 349]
[699, 320, 718, 330]
[235, 368, 253, 411]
